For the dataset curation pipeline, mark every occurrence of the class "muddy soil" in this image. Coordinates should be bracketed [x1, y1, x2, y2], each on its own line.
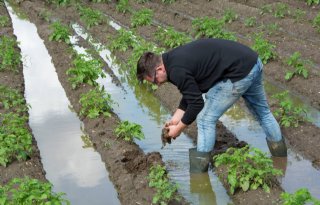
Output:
[19, 2, 288, 204]
[82, 0, 320, 167]
[0, 2, 46, 185]
[12, 0, 320, 204]
[14, 1, 189, 204]
[126, 0, 320, 109]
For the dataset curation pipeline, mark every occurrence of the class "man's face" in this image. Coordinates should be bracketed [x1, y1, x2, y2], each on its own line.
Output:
[145, 65, 166, 86]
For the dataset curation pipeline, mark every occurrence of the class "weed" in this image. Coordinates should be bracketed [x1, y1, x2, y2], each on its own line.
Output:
[0, 36, 22, 72]
[155, 26, 192, 48]
[281, 188, 320, 205]
[115, 120, 144, 142]
[108, 28, 137, 52]
[251, 33, 276, 64]
[244, 17, 256, 27]
[0, 113, 32, 166]
[131, 8, 153, 28]
[0, 177, 70, 204]
[116, 0, 130, 14]
[285, 52, 310, 81]
[0, 85, 29, 114]
[274, 3, 288, 18]
[313, 12, 320, 33]
[78, 5, 104, 29]
[49, 21, 71, 44]
[66, 53, 105, 89]
[272, 91, 308, 128]
[223, 9, 238, 23]
[148, 164, 180, 204]
[306, 0, 320, 6]
[213, 146, 282, 195]
[79, 86, 113, 119]
[192, 17, 237, 41]
[0, 15, 9, 27]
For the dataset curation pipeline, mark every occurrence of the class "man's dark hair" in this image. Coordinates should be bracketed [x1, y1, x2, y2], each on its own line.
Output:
[137, 52, 161, 82]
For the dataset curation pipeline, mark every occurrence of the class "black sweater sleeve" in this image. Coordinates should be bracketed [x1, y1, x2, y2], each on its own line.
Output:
[170, 70, 204, 125]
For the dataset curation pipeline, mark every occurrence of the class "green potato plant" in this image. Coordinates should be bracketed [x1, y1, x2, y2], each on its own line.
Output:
[148, 164, 180, 205]
[48, 21, 71, 44]
[66, 53, 105, 89]
[0, 15, 9, 27]
[0, 36, 22, 72]
[155, 26, 192, 48]
[313, 12, 320, 33]
[244, 17, 257, 27]
[192, 17, 237, 41]
[161, 0, 175, 3]
[306, 0, 320, 6]
[272, 91, 308, 128]
[116, 0, 130, 14]
[109, 28, 137, 52]
[46, 0, 70, 6]
[285, 52, 310, 81]
[131, 8, 153, 28]
[251, 33, 277, 64]
[0, 85, 29, 114]
[115, 120, 144, 142]
[223, 9, 238, 23]
[213, 145, 283, 195]
[281, 188, 320, 205]
[79, 86, 113, 119]
[0, 113, 32, 167]
[78, 5, 105, 29]
[90, 0, 111, 2]
[274, 3, 288, 18]
[0, 177, 70, 205]
[38, 9, 52, 22]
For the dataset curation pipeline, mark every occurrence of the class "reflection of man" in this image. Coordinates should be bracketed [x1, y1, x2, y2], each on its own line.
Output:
[137, 39, 287, 173]
[190, 173, 216, 205]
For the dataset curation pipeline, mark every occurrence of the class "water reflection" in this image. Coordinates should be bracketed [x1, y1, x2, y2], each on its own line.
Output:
[190, 173, 217, 205]
[7, 3, 120, 205]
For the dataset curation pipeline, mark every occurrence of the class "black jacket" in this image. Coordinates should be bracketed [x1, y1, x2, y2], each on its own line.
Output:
[162, 38, 258, 125]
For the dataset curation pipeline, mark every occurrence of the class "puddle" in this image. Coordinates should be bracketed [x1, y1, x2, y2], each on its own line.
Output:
[74, 21, 320, 201]
[72, 24, 232, 205]
[220, 104, 320, 199]
[264, 81, 320, 128]
[6, 3, 120, 205]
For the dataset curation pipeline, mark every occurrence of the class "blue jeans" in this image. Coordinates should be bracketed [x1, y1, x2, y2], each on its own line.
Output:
[196, 58, 282, 152]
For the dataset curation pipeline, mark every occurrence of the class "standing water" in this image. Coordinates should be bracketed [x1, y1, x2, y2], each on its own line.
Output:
[72, 24, 232, 205]
[6, 3, 120, 205]
[73, 20, 320, 200]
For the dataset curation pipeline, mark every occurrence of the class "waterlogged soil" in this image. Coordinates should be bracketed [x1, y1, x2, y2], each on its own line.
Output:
[14, 1, 188, 205]
[13, 0, 320, 204]
[87, 0, 320, 168]
[0, 3, 46, 185]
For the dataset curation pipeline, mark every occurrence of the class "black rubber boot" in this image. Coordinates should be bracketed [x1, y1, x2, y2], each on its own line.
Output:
[266, 137, 287, 157]
[189, 148, 211, 173]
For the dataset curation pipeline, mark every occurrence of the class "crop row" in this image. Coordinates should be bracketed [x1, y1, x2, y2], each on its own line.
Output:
[41, 1, 320, 203]
[0, 8, 70, 204]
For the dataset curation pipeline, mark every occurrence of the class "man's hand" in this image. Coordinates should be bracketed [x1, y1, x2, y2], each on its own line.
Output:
[165, 109, 185, 127]
[165, 121, 187, 139]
